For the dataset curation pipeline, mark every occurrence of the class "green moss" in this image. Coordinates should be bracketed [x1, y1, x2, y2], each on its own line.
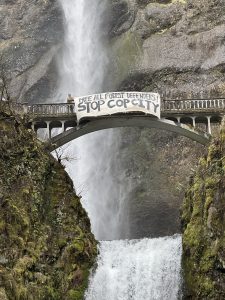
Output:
[182, 129, 225, 298]
[183, 222, 202, 249]
[110, 31, 142, 87]
[68, 289, 84, 300]
[0, 220, 5, 231]
[199, 157, 207, 167]
[172, 0, 186, 4]
[204, 189, 214, 212]
[0, 110, 97, 300]
[204, 176, 220, 189]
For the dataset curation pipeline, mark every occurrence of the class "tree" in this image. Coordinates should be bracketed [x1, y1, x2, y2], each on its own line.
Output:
[54, 145, 77, 165]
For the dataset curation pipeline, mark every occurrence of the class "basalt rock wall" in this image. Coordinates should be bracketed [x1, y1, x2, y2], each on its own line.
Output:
[0, 0, 63, 103]
[106, 0, 225, 238]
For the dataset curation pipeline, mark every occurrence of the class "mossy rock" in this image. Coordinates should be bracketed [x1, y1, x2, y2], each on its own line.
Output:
[181, 128, 225, 299]
[0, 109, 97, 299]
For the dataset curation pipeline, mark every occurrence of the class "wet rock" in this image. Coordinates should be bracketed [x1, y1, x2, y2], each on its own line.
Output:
[0, 0, 63, 103]
[109, 0, 136, 37]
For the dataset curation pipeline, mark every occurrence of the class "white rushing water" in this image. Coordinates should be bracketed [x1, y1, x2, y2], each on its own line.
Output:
[58, 0, 130, 240]
[58, 0, 108, 96]
[85, 235, 182, 300]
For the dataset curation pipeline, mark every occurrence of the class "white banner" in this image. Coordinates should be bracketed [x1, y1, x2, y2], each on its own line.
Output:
[74, 92, 160, 122]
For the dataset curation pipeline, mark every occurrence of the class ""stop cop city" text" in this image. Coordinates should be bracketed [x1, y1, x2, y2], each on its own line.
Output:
[77, 98, 160, 113]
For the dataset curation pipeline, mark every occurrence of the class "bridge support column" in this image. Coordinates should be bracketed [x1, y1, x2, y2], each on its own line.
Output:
[31, 122, 35, 131]
[177, 116, 181, 123]
[46, 121, 51, 139]
[207, 116, 212, 135]
[61, 120, 65, 132]
[191, 116, 196, 128]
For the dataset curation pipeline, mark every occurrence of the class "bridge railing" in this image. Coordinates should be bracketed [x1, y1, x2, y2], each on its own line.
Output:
[162, 99, 225, 112]
[28, 103, 76, 116]
[2, 98, 225, 117]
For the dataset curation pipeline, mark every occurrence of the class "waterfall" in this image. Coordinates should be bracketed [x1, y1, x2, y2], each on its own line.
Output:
[85, 235, 182, 300]
[58, 0, 183, 298]
[58, 0, 107, 96]
[58, 0, 130, 240]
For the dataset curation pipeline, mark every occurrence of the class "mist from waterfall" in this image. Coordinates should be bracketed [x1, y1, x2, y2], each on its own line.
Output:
[57, 0, 130, 240]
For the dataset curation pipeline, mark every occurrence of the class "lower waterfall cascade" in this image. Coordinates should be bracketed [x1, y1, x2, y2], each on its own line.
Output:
[85, 235, 182, 300]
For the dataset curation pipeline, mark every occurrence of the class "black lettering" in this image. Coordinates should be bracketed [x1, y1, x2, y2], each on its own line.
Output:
[145, 100, 151, 110]
[139, 99, 145, 108]
[91, 101, 100, 111]
[99, 100, 105, 110]
[77, 101, 86, 112]
[108, 99, 115, 108]
[116, 99, 124, 107]
[127, 93, 132, 98]
[124, 99, 130, 108]
[132, 99, 139, 106]
[86, 102, 91, 113]
[152, 103, 160, 113]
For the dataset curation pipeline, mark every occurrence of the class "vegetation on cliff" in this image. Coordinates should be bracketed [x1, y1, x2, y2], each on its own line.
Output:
[182, 123, 225, 299]
[0, 105, 97, 300]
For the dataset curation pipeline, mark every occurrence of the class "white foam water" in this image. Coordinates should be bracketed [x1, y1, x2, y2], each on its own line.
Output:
[85, 235, 182, 300]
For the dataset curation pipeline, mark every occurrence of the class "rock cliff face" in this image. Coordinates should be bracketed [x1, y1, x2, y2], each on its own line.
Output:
[112, 127, 204, 238]
[0, 105, 97, 300]
[106, 0, 225, 237]
[181, 125, 225, 299]
[0, 0, 63, 103]
[109, 0, 225, 97]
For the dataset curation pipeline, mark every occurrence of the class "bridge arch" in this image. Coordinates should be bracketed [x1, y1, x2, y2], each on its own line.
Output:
[47, 117, 210, 151]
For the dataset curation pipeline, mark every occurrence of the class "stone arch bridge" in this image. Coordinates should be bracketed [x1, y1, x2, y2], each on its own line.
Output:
[7, 93, 225, 150]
